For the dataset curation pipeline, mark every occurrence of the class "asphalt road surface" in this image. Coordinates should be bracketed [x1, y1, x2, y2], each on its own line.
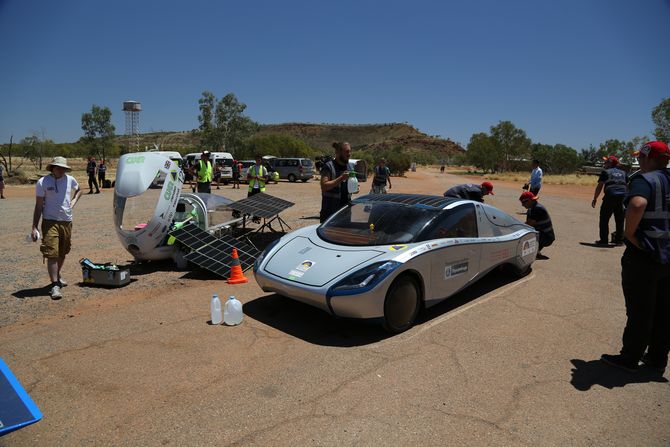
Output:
[1, 168, 668, 446]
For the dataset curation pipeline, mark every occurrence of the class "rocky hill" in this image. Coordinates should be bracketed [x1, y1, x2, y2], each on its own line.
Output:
[114, 122, 464, 159]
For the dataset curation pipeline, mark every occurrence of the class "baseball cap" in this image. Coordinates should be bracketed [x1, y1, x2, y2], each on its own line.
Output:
[602, 155, 619, 166]
[633, 141, 670, 159]
[481, 181, 494, 195]
[201, 150, 211, 156]
[519, 191, 538, 202]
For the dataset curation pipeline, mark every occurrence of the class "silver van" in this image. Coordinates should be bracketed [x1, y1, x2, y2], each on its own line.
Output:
[267, 157, 314, 182]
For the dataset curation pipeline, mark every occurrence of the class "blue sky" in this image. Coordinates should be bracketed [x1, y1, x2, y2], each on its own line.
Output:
[1, 0, 668, 150]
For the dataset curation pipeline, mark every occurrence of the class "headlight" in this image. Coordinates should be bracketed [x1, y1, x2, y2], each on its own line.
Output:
[328, 261, 401, 297]
[253, 237, 282, 273]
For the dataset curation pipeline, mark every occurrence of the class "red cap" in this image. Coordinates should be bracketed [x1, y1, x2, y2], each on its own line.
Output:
[519, 191, 538, 202]
[602, 155, 619, 166]
[481, 181, 494, 195]
[633, 141, 670, 159]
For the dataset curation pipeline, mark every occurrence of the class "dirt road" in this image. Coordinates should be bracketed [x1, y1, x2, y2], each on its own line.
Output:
[1, 168, 668, 446]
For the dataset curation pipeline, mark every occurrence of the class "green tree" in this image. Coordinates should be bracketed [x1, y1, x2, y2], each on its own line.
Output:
[489, 120, 531, 171]
[81, 105, 115, 162]
[652, 98, 670, 142]
[466, 132, 497, 172]
[531, 143, 580, 174]
[197, 91, 258, 152]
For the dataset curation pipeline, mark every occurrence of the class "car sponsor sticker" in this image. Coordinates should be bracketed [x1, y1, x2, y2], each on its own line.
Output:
[288, 260, 315, 279]
[521, 238, 537, 257]
[389, 245, 408, 251]
[445, 260, 469, 278]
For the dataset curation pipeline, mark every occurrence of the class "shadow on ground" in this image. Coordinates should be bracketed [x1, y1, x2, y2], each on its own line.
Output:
[570, 359, 668, 390]
[579, 242, 617, 248]
[244, 268, 522, 347]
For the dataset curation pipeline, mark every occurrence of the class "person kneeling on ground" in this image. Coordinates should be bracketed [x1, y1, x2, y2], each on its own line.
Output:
[519, 191, 555, 259]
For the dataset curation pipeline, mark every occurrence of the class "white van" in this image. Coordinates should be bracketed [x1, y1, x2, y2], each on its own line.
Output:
[185, 152, 235, 184]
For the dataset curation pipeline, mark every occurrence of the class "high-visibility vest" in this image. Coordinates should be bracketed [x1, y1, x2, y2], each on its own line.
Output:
[248, 165, 267, 192]
[196, 160, 212, 183]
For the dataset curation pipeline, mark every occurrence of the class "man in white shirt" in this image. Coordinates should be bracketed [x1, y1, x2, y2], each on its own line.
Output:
[31, 156, 82, 300]
[527, 160, 543, 196]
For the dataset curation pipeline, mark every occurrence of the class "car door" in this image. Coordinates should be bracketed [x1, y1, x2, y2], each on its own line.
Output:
[422, 204, 481, 304]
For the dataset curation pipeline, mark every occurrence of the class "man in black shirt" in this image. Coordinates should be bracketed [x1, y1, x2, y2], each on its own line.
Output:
[320, 142, 355, 222]
[592, 155, 627, 245]
[519, 191, 555, 258]
[444, 182, 494, 203]
[86, 156, 100, 194]
[601, 141, 670, 373]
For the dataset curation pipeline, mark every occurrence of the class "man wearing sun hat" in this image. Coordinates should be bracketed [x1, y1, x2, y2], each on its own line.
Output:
[601, 141, 670, 373]
[519, 191, 555, 258]
[443, 181, 494, 203]
[31, 156, 82, 300]
[591, 155, 628, 246]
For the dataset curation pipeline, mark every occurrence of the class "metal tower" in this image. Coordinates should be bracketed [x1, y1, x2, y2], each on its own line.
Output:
[123, 100, 141, 150]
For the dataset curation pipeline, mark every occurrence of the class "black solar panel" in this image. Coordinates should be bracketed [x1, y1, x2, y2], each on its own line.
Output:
[227, 193, 294, 219]
[170, 223, 260, 277]
[354, 193, 458, 209]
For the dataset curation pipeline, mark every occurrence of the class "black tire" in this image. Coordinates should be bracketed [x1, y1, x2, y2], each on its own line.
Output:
[288, 174, 297, 182]
[301, 178, 308, 182]
[383, 275, 421, 333]
[506, 263, 531, 278]
[223, 180, 229, 185]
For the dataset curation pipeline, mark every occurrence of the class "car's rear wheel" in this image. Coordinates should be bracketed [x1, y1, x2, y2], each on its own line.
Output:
[383, 275, 421, 333]
[301, 178, 308, 182]
[288, 174, 297, 182]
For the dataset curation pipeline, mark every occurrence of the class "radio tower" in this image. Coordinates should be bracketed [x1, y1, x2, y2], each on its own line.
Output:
[123, 100, 141, 150]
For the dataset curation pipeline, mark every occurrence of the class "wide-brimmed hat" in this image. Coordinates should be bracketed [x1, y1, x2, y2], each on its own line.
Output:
[46, 156, 71, 171]
[201, 150, 211, 157]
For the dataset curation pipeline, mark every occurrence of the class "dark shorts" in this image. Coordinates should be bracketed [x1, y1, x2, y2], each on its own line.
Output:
[40, 220, 72, 258]
[197, 182, 211, 194]
[530, 186, 541, 196]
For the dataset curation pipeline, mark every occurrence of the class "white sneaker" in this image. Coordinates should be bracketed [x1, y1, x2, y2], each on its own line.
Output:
[58, 277, 68, 287]
[50, 284, 63, 300]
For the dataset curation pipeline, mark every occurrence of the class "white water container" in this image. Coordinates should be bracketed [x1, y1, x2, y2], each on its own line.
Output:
[224, 295, 243, 326]
[26, 230, 41, 243]
[347, 171, 359, 194]
[211, 294, 223, 325]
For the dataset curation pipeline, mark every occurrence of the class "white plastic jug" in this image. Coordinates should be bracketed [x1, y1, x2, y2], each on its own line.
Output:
[347, 171, 359, 194]
[210, 294, 223, 325]
[224, 295, 243, 326]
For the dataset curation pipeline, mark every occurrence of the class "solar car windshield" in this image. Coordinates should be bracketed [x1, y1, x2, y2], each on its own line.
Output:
[318, 202, 440, 246]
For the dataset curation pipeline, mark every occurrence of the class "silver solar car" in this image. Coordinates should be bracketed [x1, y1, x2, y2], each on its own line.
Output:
[254, 194, 538, 333]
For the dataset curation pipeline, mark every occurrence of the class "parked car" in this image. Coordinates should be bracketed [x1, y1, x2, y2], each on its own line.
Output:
[266, 157, 314, 182]
[254, 193, 538, 333]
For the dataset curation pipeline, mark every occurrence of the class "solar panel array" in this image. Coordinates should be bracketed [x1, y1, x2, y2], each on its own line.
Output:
[170, 223, 260, 277]
[354, 193, 457, 209]
[226, 193, 294, 219]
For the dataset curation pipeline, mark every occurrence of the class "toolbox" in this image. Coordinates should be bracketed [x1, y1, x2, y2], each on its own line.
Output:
[80, 258, 130, 287]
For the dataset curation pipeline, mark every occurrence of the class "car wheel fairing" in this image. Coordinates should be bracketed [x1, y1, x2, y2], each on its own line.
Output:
[383, 275, 421, 333]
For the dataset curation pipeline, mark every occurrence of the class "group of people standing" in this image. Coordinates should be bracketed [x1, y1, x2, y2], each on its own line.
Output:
[85, 156, 107, 194]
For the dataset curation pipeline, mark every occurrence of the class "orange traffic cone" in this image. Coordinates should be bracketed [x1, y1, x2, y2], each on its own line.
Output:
[227, 248, 248, 284]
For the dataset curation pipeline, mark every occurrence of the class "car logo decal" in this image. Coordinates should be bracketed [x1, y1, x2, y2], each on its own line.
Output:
[445, 260, 469, 278]
[521, 238, 537, 257]
[389, 245, 408, 251]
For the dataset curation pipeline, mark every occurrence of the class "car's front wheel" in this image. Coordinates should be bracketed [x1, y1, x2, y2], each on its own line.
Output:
[383, 275, 421, 333]
[288, 174, 297, 182]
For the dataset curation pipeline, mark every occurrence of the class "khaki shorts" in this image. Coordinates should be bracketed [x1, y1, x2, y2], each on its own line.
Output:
[40, 220, 72, 258]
